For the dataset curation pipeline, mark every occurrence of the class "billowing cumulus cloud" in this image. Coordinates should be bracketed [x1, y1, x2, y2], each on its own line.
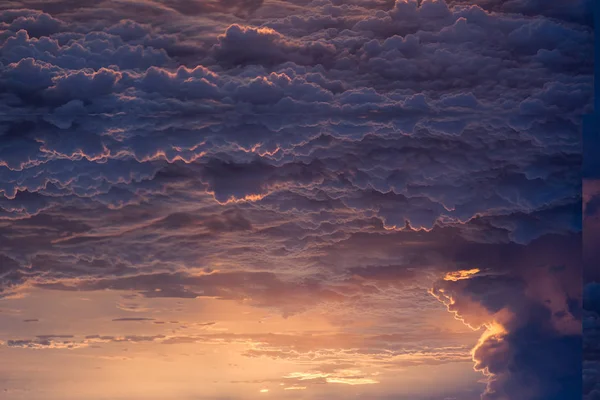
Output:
[431, 233, 582, 399]
[0, 0, 590, 399]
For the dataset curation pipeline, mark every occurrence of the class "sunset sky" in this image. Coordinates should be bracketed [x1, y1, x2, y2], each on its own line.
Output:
[0, 1, 594, 399]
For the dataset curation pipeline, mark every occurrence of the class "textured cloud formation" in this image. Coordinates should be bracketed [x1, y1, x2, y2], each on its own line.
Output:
[432, 233, 582, 400]
[0, 0, 591, 399]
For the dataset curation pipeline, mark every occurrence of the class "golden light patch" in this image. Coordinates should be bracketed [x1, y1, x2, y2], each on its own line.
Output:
[213, 192, 268, 205]
[283, 370, 379, 385]
[443, 268, 480, 281]
[471, 321, 508, 376]
[479, 322, 507, 342]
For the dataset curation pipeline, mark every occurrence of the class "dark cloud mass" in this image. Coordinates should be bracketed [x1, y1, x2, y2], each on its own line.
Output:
[584, 67, 600, 400]
[0, 0, 591, 399]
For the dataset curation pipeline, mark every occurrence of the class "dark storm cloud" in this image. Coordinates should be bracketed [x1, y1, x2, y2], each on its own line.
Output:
[585, 283, 600, 400]
[584, 92, 600, 400]
[431, 232, 582, 400]
[0, 0, 590, 399]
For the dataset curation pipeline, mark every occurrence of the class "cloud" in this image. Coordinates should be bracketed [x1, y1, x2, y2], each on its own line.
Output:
[447, 0, 593, 26]
[0, 0, 590, 398]
[431, 233, 582, 399]
[211, 24, 336, 67]
[111, 317, 155, 322]
[584, 282, 600, 400]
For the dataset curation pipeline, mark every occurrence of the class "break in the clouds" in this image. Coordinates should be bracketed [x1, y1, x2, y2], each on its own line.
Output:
[0, 1, 591, 399]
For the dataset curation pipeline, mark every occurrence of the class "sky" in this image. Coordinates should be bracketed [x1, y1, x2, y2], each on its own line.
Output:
[0, 1, 594, 399]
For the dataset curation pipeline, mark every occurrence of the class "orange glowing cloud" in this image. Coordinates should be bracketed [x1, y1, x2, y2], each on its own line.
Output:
[471, 321, 509, 379]
[443, 268, 480, 281]
[210, 192, 268, 205]
[430, 277, 512, 390]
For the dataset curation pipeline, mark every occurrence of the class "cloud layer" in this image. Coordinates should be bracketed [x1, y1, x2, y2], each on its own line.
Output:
[0, 0, 591, 399]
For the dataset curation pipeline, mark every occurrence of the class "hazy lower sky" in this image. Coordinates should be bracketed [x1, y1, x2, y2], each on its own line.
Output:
[0, 1, 593, 399]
